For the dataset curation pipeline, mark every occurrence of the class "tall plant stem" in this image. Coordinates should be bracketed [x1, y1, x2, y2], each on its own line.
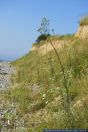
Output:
[48, 37, 69, 104]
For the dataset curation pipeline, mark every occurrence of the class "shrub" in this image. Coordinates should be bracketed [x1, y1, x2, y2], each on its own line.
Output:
[79, 16, 88, 26]
[36, 34, 50, 43]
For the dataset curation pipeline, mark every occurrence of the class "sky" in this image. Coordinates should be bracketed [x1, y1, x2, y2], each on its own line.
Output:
[0, 0, 88, 60]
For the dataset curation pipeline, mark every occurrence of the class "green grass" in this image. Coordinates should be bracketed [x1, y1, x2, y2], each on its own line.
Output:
[8, 37, 88, 130]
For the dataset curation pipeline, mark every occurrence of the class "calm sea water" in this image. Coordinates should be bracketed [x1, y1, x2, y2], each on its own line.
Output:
[0, 56, 17, 61]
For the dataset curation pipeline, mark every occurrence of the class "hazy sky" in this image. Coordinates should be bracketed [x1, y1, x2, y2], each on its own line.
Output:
[0, 0, 88, 60]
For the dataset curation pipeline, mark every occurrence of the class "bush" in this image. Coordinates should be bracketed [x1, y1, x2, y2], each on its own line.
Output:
[36, 34, 50, 43]
[80, 16, 88, 26]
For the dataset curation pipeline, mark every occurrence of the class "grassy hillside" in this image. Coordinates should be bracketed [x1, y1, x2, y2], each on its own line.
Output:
[7, 37, 88, 131]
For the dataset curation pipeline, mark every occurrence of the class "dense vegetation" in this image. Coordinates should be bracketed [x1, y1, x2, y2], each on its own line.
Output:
[8, 37, 88, 131]
[36, 34, 50, 43]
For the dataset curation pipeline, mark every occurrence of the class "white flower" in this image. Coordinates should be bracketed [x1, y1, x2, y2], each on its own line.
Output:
[7, 120, 10, 125]
[45, 101, 48, 104]
[56, 87, 59, 90]
[42, 94, 46, 97]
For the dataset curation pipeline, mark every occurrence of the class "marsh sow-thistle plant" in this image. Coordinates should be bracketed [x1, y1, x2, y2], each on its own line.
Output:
[37, 18, 73, 124]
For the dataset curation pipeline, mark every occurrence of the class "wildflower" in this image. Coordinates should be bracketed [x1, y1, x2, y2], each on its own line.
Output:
[45, 101, 48, 104]
[42, 94, 46, 98]
[7, 120, 10, 125]
[56, 87, 59, 90]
